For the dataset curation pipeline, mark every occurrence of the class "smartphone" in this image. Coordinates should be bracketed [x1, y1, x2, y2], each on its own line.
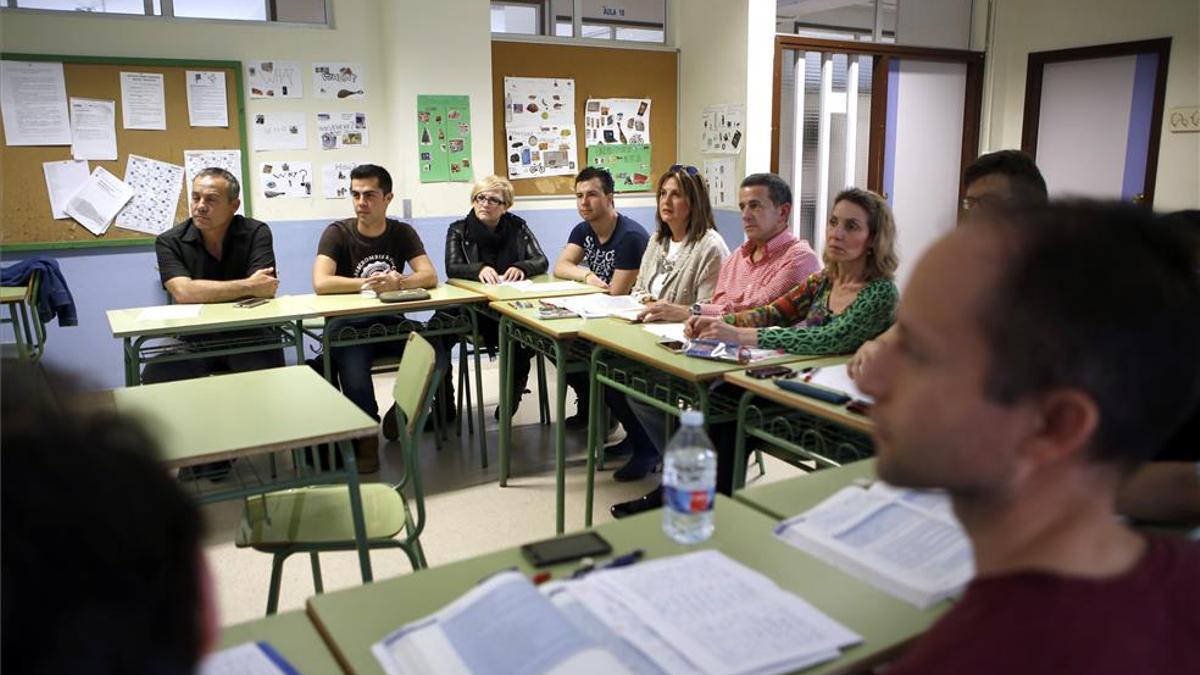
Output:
[746, 365, 795, 380]
[657, 339, 687, 353]
[521, 532, 612, 568]
[233, 297, 269, 309]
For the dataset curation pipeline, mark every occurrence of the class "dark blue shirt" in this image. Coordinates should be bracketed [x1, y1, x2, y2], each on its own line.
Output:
[566, 213, 649, 284]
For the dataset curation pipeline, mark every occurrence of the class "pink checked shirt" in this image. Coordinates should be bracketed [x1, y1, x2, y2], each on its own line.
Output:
[695, 229, 821, 315]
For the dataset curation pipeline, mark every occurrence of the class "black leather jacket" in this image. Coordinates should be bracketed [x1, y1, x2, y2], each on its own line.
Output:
[444, 212, 548, 279]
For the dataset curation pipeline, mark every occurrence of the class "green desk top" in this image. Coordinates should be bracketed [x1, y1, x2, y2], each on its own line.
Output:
[489, 299, 589, 339]
[448, 274, 606, 301]
[215, 610, 342, 673]
[737, 459, 879, 521]
[307, 494, 943, 675]
[112, 366, 376, 468]
[0, 285, 29, 304]
[723, 359, 873, 435]
[297, 284, 486, 319]
[107, 294, 316, 338]
[580, 318, 827, 383]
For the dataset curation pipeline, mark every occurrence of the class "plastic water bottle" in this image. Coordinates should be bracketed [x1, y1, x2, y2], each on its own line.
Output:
[662, 410, 717, 544]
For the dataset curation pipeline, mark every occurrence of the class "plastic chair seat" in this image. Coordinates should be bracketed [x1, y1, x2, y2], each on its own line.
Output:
[237, 484, 407, 548]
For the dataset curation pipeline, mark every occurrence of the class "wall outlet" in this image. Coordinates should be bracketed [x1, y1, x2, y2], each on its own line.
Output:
[1168, 106, 1200, 133]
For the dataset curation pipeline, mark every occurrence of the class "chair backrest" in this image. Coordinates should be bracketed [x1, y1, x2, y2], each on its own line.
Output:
[391, 332, 438, 435]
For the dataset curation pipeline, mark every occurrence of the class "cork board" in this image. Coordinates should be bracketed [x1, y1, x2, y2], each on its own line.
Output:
[0, 54, 248, 250]
[491, 41, 677, 197]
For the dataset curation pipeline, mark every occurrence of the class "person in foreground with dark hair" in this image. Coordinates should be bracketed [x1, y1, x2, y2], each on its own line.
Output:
[1, 362, 214, 675]
[848, 148, 1048, 381]
[859, 201, 1200, 674]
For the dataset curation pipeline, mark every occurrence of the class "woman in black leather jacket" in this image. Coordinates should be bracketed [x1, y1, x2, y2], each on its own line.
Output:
[445, 176, 547, 418]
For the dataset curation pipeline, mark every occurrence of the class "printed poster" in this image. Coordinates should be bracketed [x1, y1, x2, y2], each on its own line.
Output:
[259, 161, 312, 199]
[185, 70, 228, 128]
[503, 76, 574, 126]
[246, 60, 303, 99]
[584, 98, 651, 147]
[115, 154, 185, 235]
[1, 60, 72, 146]
[704, 157, 736, 208]
[322, 161, 364, 199]
[69, 97, 118, 160]
[417, 94, 473, 183]
[183, 149, 244, 215]
[316, 111, 368, 150]
[504, 125, 578, 179]
[312, 62, 365, 99]
[702, 103, 745, 155]
[503, 77, 577, 180]
[119, 72, 166, 130]
[252, 111, 307, 151]
[586, 144, 651, 193]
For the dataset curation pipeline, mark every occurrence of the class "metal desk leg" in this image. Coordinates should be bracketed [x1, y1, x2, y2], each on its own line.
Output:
[498, 317, 513, 486]
[123, 337, 137, 386]
[8, 304, 28, 359]
[733, 389, 754, 491]
[292, 320, 305, 364]
[553, 341, 568, 535]
[340, 440, 374, 583]
[584, 347, 603, 528]
[470, 309, 487, 469]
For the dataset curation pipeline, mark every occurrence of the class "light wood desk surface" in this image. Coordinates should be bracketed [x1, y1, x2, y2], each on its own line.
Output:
[448, 274, 605, 301]
[215, 610, 343, 673]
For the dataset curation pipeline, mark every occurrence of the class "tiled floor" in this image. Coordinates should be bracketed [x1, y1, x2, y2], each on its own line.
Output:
[202, 358, 805, 626]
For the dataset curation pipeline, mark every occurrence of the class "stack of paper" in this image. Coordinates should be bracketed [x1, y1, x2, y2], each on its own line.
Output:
[774, 482, 973, 609]
[198, 641, 298, 675]
[373, 550, 861, 675]
[542, 294, 645, 320]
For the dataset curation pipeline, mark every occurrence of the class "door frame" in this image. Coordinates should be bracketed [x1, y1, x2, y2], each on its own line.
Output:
[1021, 38, 1172, 207]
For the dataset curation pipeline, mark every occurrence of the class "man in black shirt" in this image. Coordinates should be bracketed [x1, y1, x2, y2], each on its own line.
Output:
[313, 164, 438, 472]
[145, 168, 284, 384]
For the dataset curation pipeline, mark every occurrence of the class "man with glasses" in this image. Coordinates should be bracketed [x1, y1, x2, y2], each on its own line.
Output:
[312, 164, 438, 472]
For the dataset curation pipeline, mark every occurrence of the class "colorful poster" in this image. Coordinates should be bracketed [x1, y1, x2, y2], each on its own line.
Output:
[704, 157, 736, 208]
[417, 95, 473, 183]
[246, 60, 303, 99]
[586, 144, 651, 193]
[503, 77, 574, 126]
[317, 111, 368, 150]
[504, 125, 578, 179]
[252, 111, 306, 151]
[259, 161, 312, 199]
[702, 103, 745, 155]
[584, 98, 651, 147]
[322, 161, 364, 199]
[115, 154, 185, 235]
[312, 62, 365, 99]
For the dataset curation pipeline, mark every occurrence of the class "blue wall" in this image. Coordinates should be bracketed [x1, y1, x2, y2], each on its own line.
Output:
[3, 206, 744, 389]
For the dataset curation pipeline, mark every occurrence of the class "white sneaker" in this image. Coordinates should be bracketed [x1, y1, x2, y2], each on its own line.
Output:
[604, 421, 626, 447]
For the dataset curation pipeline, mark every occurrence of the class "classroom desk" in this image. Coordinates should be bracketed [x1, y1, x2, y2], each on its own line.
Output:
[111, 366, 379, 583]
[0, 282, 43, 360]
[306, 494, 945, 675]
[736, 458, 878, 521]
[724, 364, 875, 490]
[446, 274, 605, 302]
[107, 295, 314, 386]
[578, 317, 829, 526]
[215, 610, 343, 673]
[489, 299, 594, 535]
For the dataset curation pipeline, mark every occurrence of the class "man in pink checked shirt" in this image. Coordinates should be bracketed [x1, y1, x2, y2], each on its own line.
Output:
[614, 173, 821, 517]
[638, 173, 821, 323]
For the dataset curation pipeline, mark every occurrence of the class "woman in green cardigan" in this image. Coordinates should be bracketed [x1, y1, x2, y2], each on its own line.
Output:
[686, 187, 898, 355]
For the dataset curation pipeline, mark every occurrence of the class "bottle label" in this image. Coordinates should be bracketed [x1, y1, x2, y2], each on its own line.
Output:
[665, 485, 715, 514]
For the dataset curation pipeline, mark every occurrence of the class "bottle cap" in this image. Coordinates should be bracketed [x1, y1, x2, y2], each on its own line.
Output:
[680, 410, 704, 427]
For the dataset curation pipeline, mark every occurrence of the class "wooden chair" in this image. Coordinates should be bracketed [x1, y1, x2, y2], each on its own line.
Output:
[237, 332, 439, 615]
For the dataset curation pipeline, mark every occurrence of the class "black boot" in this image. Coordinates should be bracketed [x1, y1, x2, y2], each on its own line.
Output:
[611, 486, 663, 518]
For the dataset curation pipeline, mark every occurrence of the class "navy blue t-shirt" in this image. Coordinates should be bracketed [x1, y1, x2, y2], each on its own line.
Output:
[566, 213, 649, 284]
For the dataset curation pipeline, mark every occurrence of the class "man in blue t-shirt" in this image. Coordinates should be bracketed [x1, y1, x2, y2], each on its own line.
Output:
[554, 167, 648, 295]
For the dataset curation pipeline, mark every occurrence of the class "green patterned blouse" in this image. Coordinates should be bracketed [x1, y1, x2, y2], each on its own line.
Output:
[722, 271, 898, 355]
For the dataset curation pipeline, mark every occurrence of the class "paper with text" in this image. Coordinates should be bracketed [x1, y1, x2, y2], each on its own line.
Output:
[42, 159, 90, 219]
[120, 72, 166, 130]
[186, 70, 228, 127]
[1, 60, 71, 145]
[115, 154, 184, 235]
[136, 304, 203, 321]
[543, 294, 644, 319]
[69, 97, 117, 160]
[246, 60, 302, 99]
[252, 111, 306, 151]
[197, 641, 299, 675]
[65, 166, 134, 236]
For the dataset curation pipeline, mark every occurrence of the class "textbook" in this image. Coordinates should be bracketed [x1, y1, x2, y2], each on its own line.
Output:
[372, 550, 861, 675]
[541, 293, 645, 320]
[773, 482, 974, 609]
[198, 641, 299, 675]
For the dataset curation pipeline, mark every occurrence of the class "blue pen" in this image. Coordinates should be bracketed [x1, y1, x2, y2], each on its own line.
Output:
[599, 548, 645, 570]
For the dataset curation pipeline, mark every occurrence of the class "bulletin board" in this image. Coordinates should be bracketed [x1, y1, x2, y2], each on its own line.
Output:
[0, 53, 248, 251]
[491, 41, 678, 197]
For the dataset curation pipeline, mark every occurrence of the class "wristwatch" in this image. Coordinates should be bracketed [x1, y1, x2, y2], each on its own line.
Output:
[690, 303, 703, 316]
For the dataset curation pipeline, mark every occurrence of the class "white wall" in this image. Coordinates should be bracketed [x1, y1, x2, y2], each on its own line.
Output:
[984, 0, 1199, 210]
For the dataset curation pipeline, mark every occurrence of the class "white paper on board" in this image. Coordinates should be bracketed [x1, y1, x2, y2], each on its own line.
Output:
[252, 111, 307, 151]
[259, 161, 312, 199]
[42, 159, 90, 219]
[312, 62, 365, 99]
[321, 161, 363, 199]
[1, 60, 72, 146]
[703, 157, 736, 208]
[504, 125, 579, 179]
[64, 166, 135, 236]
[69, 97, 118, 160]
[115, 154, 185, 236]
[183, 149, 244, 215]
[583, 97, 651, 147]
[316, 111, 368, 150]
[120, 72, 166, 130]
[246, 60, 303, 99]
[185, 70, 228, 127]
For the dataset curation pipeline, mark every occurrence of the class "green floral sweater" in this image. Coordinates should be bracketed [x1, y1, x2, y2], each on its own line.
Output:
[722, 271, 898, 355]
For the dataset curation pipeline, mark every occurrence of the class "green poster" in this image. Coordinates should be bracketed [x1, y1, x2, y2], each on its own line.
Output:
[586, 143, 652, 192]
[417, 95, 474, 183]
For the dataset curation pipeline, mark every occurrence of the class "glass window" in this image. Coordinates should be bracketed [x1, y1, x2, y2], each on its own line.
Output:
[172, 0, 266, 21]
[777, 0, 896, 42]
[13, 0, 146, 13]
[491, 3, 540, 35]
[8, 0, 330, 23]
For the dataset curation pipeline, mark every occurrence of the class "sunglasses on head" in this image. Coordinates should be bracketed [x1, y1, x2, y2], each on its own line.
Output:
[669, 164, 700, 177]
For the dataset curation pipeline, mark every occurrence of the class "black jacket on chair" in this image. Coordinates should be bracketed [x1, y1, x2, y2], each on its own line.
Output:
[444, 211, 548, 280]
